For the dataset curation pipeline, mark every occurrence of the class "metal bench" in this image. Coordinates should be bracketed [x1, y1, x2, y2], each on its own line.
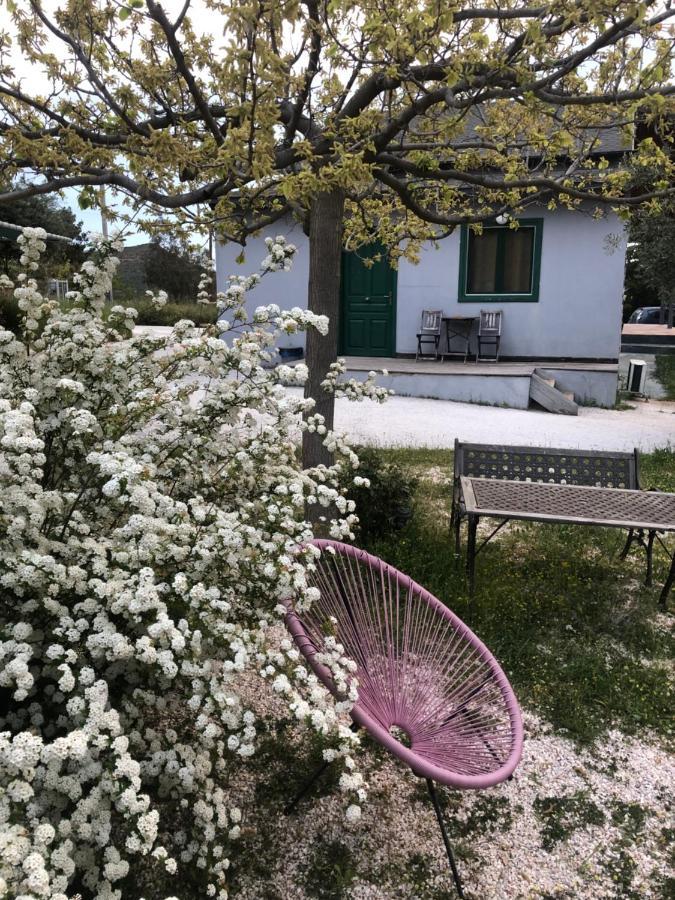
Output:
[450, 440, 674, 605]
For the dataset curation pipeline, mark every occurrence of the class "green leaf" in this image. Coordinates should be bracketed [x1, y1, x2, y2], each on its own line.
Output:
[235, 251, 245, 265]
[118, 7, 131, 20]
[130, 0, 144, 7]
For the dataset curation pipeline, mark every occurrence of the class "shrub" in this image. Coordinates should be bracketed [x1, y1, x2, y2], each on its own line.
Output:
[0, 229, 388, 900]
[132, 299, 218, 327]
[348, 447, 417, 541]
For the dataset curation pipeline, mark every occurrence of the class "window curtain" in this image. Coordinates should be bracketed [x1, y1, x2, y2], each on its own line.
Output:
[501, 230, 534, 293]
[467, 230, 498, 293]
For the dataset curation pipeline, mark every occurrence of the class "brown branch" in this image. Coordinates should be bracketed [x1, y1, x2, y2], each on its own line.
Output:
[534, 85, 675, 105]
[0, 171, 235, 208]
[145, 0, 224, 146]
[374, 160, 675, 208]
[452, 7, 549, 22]
[372, 167, 482, 226]
[284, 0, 322, 145]
[28, 0, 149, 137]
[174, 0, 191, 31]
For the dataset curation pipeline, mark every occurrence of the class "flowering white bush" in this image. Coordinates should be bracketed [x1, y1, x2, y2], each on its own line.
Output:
[0, 229, 386, 899]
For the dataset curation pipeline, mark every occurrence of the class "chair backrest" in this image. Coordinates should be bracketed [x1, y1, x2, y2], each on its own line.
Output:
[419, 309, 442, 334]
[453, 439, 640, 490]
[478, 309, 502, 336]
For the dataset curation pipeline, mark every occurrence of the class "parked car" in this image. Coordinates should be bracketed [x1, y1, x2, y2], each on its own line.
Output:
[628, 306, 662, 324]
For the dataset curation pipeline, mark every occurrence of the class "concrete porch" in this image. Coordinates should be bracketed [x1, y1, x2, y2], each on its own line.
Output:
[344, 357, 619, 409]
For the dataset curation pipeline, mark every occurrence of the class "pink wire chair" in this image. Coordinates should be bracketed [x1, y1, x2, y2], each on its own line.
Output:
[285, 539, 523, 898]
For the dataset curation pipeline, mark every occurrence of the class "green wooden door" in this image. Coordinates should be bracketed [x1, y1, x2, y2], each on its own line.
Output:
[340, 246, 396, 356]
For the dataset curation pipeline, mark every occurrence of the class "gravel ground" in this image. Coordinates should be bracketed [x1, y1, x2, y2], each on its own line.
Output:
[132, 328, 674, 451]
[330, 392, 675, 452]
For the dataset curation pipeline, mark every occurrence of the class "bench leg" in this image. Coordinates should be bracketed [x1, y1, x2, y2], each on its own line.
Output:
[466, 514, 478, 596]
[619, 528, 636, 560]
[454, 512, 462, 558]
[659, 552, 675, 610]
[645, 530, 656, 587]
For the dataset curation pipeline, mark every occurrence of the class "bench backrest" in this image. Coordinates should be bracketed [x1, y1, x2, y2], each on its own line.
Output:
[453, 440, 639, 490]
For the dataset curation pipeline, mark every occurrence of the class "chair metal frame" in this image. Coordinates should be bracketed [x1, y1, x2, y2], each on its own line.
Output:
[284, 539, 523, 898]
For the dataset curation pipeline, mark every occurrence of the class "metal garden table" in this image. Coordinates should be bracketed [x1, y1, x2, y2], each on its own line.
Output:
[460, 476, 675, 607]
[442, 316, 478, 363]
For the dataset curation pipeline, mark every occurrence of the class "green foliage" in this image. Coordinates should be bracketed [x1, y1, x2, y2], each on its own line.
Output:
[132, 300, 218, 327]
[361, 447, 675, 745]
[626, 168, 675, 314]
[349, 447, 417, 541]
[0, 183, 83, 276]
[397, 853, 456, 900]
[0, 292, 20, 334]
[143, 236, 209, 301]
[305, 840, 357, 900]
[0, 3, 672, 257]
[0, 289, 217, 335]
[534, 793, 605, 850]
[653, 355, 675, 401]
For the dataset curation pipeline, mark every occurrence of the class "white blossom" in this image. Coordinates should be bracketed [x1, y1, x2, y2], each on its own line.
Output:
[0, 229, 380, 897]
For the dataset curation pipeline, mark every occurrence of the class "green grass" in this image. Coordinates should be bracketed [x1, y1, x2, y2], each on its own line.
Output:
[654, 355, 675, 400]
[305, 840, 358, 900]
[533, 792, 605, 850]
[359, 447, 675, 745]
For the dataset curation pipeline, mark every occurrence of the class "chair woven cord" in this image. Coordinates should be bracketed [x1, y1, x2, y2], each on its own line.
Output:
[293, 541, 522, 787]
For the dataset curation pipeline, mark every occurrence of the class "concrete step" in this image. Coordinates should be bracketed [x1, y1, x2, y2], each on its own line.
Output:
[621, 342, 675, 355]
[529, 370, 579, 415]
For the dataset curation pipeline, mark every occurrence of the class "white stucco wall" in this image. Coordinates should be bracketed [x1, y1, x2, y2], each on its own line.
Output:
[216, 220, 311, 350]
[216, 205, 626, 359]
[395, 206, 626, 359]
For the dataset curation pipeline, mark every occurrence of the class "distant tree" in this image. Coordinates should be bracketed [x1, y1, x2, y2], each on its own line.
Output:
[623, 244, 655, 321]
[144, 235, 208, 300]
[627, 189, 675, 324]
[0, 184, 84, 275]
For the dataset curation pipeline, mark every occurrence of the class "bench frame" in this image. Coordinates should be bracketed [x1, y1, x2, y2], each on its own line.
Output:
[449, 440, 673, 602]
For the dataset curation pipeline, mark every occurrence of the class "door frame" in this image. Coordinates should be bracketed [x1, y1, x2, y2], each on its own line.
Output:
[338, 248, 398, 356]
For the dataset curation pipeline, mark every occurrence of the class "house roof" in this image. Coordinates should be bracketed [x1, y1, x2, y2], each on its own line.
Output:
[419, 106, 633, 157]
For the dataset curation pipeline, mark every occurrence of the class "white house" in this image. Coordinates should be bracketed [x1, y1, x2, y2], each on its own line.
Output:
[216, 204, 626, 410]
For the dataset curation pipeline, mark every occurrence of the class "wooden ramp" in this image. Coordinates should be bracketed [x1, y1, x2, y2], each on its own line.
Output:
[529, 369, 579, 415]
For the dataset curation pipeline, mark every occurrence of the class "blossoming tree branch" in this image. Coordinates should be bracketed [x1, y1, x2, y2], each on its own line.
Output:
[0, 0, 673, 464]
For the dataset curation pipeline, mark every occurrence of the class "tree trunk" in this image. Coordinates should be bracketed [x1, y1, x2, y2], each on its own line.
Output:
[303, 188, 345, 469]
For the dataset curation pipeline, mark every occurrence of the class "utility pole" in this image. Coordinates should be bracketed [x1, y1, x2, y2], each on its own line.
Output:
[99, 187, 113, 302]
